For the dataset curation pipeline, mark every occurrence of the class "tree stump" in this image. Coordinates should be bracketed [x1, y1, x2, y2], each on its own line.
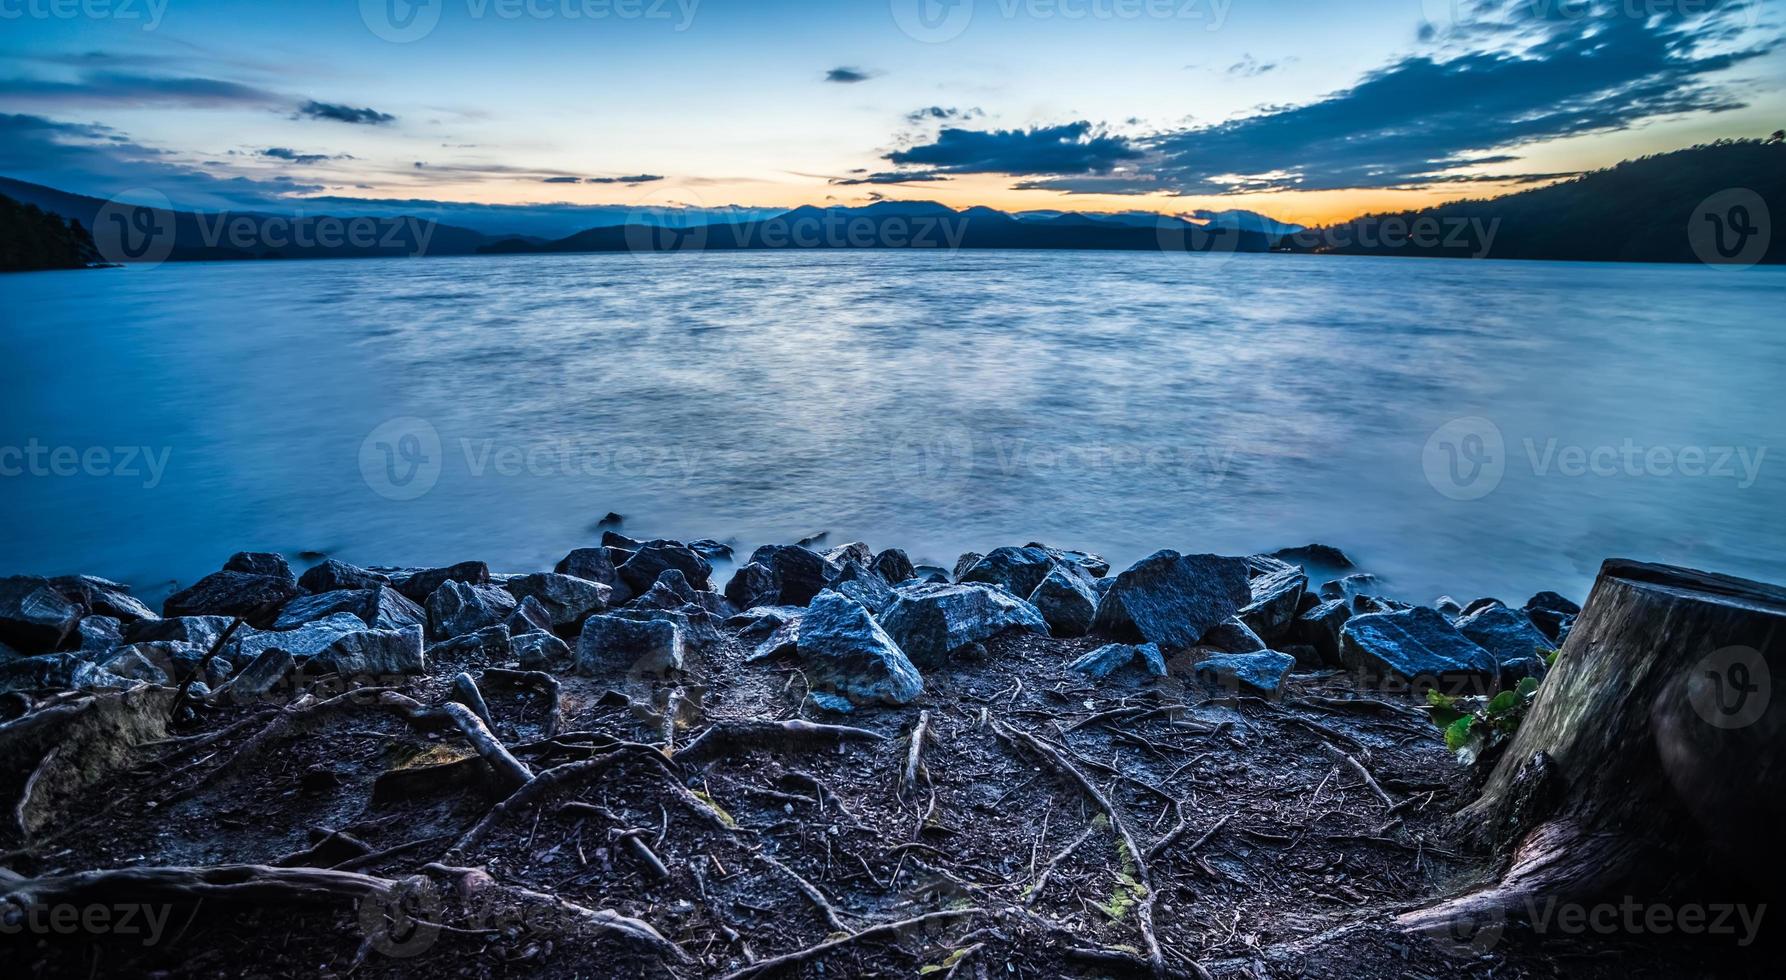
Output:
[1401, 559, 1786, 936]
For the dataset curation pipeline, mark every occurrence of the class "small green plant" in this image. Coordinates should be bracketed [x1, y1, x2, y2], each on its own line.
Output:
[1428, 676, 1541, 766]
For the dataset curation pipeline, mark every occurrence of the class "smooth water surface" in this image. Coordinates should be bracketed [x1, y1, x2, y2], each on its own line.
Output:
[3, 249, 1782, 605]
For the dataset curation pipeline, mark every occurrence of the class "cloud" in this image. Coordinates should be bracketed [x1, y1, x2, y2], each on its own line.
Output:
[298, 100, 396, 125]
[0, 71, 284, 108]
[541, 176, 582, 183]
[1226, 55, 1285, 77]
[904, 106, 984, 123]
[824, 66, 876, 84]
[831, 170, 951, 185]
[260, 147, 351, 165]
[584, 174, 664, 184]
[885, 121, 1143, 177]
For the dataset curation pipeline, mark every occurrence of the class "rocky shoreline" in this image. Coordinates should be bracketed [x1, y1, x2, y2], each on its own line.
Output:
[16, 533, 1753, 980]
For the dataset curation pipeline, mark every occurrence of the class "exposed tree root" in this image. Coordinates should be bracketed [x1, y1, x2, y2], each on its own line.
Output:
[713, 907, 981, 980]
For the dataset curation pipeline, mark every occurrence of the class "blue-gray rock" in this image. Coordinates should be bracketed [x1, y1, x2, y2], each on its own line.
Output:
[872, 549, 916, 584]
[723, 561, 779, 611]
[636, 569, 734, 619]
[427, 624, 512, 662]
[794, 592, 922, 706]
[426, 581, 518, 642]
[729, 605, 804, 662]
[223, 552, 294, 582]
[1523, 591, 1580, 644]
[1460, 596, 1504, 617]
[505, 595, 554, 636]
[77, 615, 123, 654]
[1068, 642, 1167, 683]
[1434, 596, 1465, 618]
[124, 615, 248, 650]
[505, 572, 611, 629]
[48, 575, 159, 624]
[1203, 616, 1268, 653]
[909, 566, 952, 585]
[394, 561, 491, 603]
[1194, 650, 1296, 698]
[210, 646, 296, 704]
[273, 587, 425, 632]
[100, 648, 171, 685]
[618, 540, 713, 593]
[1340, 606, 1498, 693]
[162, 571, 304, 627]
[297, 559, 391, 593]
[0, 654, 135, 693]
[514, 630, 572, 670]
[576, 614, 684, 678]
[237, 612, 370, 661]
[1, 576, 87, 652]
[1524, 591, 1580, 616]
[1028, 566, 1097, 638]
[688, 539, 735, 563]
[961, 546, 1059, 598]
[314, 625, 427, 676]
[822, 542, 874, 567]
[1028, 544, 1111, 578]
[739, 545, 839, 607]
[554, 547, 627, 602]
[830, 562, 897, 614]
[1455, 604, 1554, 684]
[952, 553, 983, 581]
[808, 691, 856, 714]
[1292, 599, 1352, 665]
[1268, 544, 1355, 570]
[1091, 551, 1252, 649]
[879, 582, 1049, 669]
[1240, 561, 1308, 642]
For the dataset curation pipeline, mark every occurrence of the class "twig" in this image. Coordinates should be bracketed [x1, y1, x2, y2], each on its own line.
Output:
[1025, 824, 1095, 906]
[1319, 743, 1397, 810]
[756, 852, 847, 932]
[902, 709, 932, 791]
[167, 616, 244, 719]
[447, 672, 496, 731]
[714, 908, 980, 980]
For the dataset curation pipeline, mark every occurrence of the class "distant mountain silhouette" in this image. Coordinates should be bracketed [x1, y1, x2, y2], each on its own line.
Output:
[1, 191, 100, 271]
[0, 177, 499, 263]
[1287, 140, 1785, 264]
[481, 202, 1279, 256]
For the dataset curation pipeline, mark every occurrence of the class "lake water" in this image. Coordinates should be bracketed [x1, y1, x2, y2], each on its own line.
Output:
[3, 250, 1782, 607]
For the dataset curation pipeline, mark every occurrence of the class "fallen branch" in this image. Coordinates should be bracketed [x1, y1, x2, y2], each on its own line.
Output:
[378, 692, 533, 793]
[167, 616, 244, 719]
[448, 672, 496, 731]
[901, 709, 931, 791]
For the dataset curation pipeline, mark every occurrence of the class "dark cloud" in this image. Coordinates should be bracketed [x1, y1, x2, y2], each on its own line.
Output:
[541, 176, 582, 183]
[298, 100, 396, 125]
[0, 71, 283, 107]
[260, 147, 350, 165]
[824, 66, 875, 84]
[885, 121, 1143, 177]
[583, 174, 664, 184]
[904, 106, 983, 123]
[831, 170, 951, 185]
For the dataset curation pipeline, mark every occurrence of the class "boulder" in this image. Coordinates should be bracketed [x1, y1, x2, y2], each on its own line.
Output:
[1239, 563, 1308, 642]
[427, 624, 511, 662]
[273, 587, 425, 631]
[960, 546, 1058, 598]
[1068, 642, 1167, 683]
[297, 559, 390, 593]
[0, 576, 85, 651]
[871, 549, 916, 584]
[575, 614, 684, 678]
[505, 595, 555, 636]
[99, 648, 171, 686]
[1268, 544, 1354, 570]
[426, 581, 518, 642]
[1029, 544, 1111, 578]
[125, 615, 246, 650]
[236, 613, 370, 661]
[1194, 650, 1296, 698]
[223, 552, 294, 582]
[47, 575, 159, 624]
[822, 542, 874, 567]
[879, 583, 1048, 669]
[514, 630, 572, 670]
[554, 547, 627, 601]
[1028, 566, 1097, 638]
[601, 530, 643, 550]
[505, 572, 611, 629]
[1459, 596, 1504, 617]
[313, 625, 427, 676]
[952, 553, 983, 581]
[1292, 599, 1352, 665]
[1455, 604, 1554, 684]
[1524, 591, 1581, 644]
[741, 545, 838, 607]
[162, 571, 304, 627]
[634, 569, 734, 619]
[1525, 590, 1581, 616]
[729, 606, 804, 662]
[1339, 606, 1498, 693]
[1434, 595, 1465, 618]
[794, 592, 923, 706]
[0, 654, 133, 694]
[829, 563, 896, 614]
[723, 562, 779, 611]
[1202, 616, 1268, 653]
[77, 615, 123, 654]
[394, 561, 491, 604]
[1091, 551, 1252, 649]
[618, 540, 712, 593]
[909, 566, 952, 585]
[210, 647, 295, 705]
[688, 539, 735, 563]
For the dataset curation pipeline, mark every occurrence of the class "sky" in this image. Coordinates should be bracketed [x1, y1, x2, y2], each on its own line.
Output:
[1, 0, 1782, 228]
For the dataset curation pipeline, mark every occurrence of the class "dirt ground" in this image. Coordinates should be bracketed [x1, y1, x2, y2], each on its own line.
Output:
[0, 621, 1776, 978]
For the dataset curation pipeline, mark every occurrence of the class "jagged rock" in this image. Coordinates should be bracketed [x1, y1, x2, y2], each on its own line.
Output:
[575, 614, 684, 678]
[952, 553, 983, 581]
[601, 530, 643, 550]
[210, 647, 295, 704]
[427, 624, 511, 662]
[1320, 573, 1378, 601]
[505, 595, 555, 636]
[1353, 594, 1410, 614]
[104, 640, 203, 680]
[313, 625, 427, 676]
[514, 630, 572, 670]
[1293, 599, 1352, 665]
[829, 563, 896, 614]
[822, 542, 874, 567]
[688, 539, 734, 563]
[1318, 580, 1346, 601]
[223, 552, 294, 582]
[0, 654, 133, 693]
[961, 546, 1059, 598]
[723, 562, 779, 611]
[125, 615, 246, 649]
[1269, 544, 1355, 570]
[0, 576, 85, 652]
[1203, 616, 1268, 653]
[1434, 595, 1465, 618]
[1194, 650, 1296, 698]
[100, 648, 171, 685]
[425, 581, 518, 642]
[880, 583, 1048, 669]
[742, 545, 839, 607]
[1340, 606, 1498, 692]
[554, 547, 627, 601]
[1525, 591, 1581, 616]
[1239, 563, 1308, 642]
[1455, 604, 1554, 683]
[618, 540, 712, 593]
[1524, 591, 1581, 644]
[77, 615, 123, 654]
[1091, 551, 1251, 649]
[1068, 642, 1167, 683]
[162, 571, 304, 627]
[505, 573, 610, 629]
[47, 575, 159, 624]
[871, 549, 915, 584]
[297, 559, 390, 593]
[273, 587, 425, 631]
[611, 603, 724, 654]
[794, 592, 922, 706]
[394, 561, 491, 604]
[909, 566, 952, 585]
[236, 613, 369, 661]
[637, 569, 734, 619]
[1028, 566, 1097, 638]
[728, 606, 803, 661]
[1029, 544, 1111, 578]
[1460, 596, 1504, 617]
[1280, 643, 1325, 669]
